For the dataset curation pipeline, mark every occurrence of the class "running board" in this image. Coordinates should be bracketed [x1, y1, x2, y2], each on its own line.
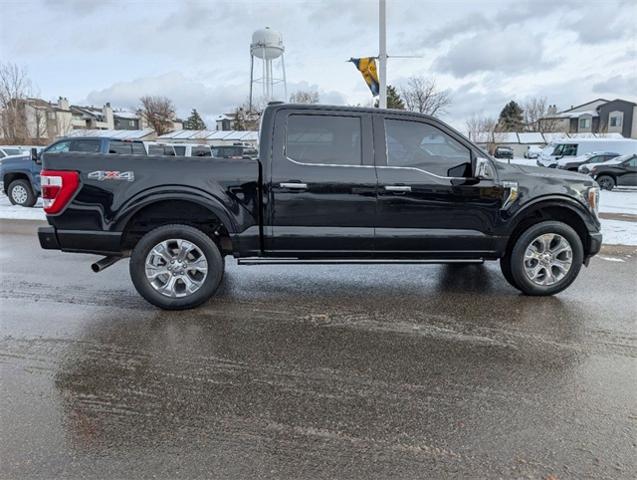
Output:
[237, 258, 484, 265]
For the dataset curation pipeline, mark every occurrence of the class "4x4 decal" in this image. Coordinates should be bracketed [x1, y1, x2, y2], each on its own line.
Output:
[88, 171, 135, 182]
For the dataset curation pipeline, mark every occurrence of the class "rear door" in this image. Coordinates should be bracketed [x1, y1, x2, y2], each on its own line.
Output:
[266, 109, 376, 255]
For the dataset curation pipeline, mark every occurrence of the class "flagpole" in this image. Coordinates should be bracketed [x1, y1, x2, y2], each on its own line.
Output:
[378, 0, 387, 108]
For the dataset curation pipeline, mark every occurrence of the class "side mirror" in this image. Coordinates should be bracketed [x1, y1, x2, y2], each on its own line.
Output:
[31, 147, 40, 164]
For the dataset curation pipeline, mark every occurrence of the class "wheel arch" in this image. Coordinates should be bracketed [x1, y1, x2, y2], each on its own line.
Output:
[117, 194, 238, 254]
[506, 197, 595, 260]
[3, 172, 33, 194]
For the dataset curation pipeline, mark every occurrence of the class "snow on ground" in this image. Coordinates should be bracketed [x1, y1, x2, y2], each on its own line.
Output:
[0, 191, 636, 245]
[599, 188, 637, 215]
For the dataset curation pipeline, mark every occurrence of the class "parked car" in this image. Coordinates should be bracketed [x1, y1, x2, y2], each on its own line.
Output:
[0, 146, 27, 159]
[578, 153, 637, 190]
[37, 103, 602, 309]
[171, 144, 213, 157]
[556, 151, 620, 171]
[524, 145, 543, 159]
[1, 137, 146, 207]
[493, 146, 513, 159]
[537, 138, 637, 167]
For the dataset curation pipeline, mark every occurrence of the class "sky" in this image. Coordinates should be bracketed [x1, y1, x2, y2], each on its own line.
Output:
[1, 0, 636, 132]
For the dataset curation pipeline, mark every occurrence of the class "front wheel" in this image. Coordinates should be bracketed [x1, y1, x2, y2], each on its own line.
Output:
[129, 224, 224, 310]
[507, 221, 583, 296]
[8, 179, 37, 207]
[596, 175, 615, 191]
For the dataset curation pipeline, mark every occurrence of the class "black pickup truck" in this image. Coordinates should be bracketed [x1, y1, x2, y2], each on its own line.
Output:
[38, 103, 602, 309]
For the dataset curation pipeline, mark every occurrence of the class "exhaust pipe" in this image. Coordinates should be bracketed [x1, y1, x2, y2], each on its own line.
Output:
[91, 256, 122, 273]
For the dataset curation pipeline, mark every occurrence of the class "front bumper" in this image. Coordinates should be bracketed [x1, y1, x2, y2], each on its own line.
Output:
[584, 231, 603, 265]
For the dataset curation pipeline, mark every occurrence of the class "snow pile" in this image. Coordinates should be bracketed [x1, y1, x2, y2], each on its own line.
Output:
[0, 194, 45, 220]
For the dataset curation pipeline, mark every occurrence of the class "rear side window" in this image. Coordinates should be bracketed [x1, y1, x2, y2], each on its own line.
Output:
[108, 140, 131, 154]
[70, 139, 100, 153]
[132, 142, 146, 155]
[46, 140, 71, 153]
[174, 146, 186, 156]
[286, 114, 362, 165]
[148, 145, 164, 155]
[191, 146, 212, 157]
[108, 141, 145, 155]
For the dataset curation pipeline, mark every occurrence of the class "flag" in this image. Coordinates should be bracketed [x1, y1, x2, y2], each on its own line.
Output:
[349, 57, 379, 96]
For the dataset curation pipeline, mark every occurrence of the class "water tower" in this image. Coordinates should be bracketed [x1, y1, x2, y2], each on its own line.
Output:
[249, 27, 287, 109]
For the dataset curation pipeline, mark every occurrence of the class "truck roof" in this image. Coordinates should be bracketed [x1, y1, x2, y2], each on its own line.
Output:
[267, 102, 438, 121]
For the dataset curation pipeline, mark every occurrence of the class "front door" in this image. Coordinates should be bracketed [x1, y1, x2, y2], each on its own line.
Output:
[618, 156, 637, 186]
[266, 110, 376, 256]
[374, 115, 504, 258]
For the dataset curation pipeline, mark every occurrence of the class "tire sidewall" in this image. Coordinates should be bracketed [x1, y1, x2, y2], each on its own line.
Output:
[129, 224, 224, 310]
[596, 175, 614, 190]
[510, 221, 583, 296]
[9, 180, 36, 207]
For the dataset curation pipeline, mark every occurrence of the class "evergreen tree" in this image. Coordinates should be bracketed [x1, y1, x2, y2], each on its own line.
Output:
[184, 109, 206, 130]
[497, 101, 524, 131]
[386, 85, 405, 110]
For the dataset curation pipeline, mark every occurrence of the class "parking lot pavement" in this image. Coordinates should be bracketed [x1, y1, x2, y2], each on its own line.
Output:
[1, 220, 636, 479]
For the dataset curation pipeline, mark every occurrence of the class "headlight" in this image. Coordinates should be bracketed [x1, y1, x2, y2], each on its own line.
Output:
[587, 186, 600, 217]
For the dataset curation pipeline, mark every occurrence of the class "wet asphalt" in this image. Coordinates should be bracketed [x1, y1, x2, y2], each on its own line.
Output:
[1, 220, 636, 479]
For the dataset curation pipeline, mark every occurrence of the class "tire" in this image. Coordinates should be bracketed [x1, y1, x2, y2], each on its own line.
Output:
[8, 179, 37, 207]
[129, 224, 224, 310]
[596, 175, 615, 191]
[509, 221, 583, 296]
[499, 255, 519, 289]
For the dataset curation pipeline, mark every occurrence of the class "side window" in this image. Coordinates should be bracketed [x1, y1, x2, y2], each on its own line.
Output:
[562, 144, 577, 156]
[191, 146, 211, 157]
[286, 114, 362, 165]
[626, 157, 637, 168]
[132, 142, 146, 155]
[552, 144, 564, 156]
[108, 140, 133, 154]
[174, 146, 186, 156]
[384, 119, 471, 177]
[46, 140, 71, 153]
[70, 139, 100, 153]
[0, 151, 5, 158]
[148, 145, 163, 155]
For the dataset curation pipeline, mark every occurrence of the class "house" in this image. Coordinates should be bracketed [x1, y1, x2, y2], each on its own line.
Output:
[539, 98, 637, 138]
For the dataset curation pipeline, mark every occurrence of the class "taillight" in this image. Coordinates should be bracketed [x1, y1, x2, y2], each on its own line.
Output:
[41, 170, 80, 214]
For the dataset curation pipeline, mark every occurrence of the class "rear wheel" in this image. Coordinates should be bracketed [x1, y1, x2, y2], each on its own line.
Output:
[596, 175, 615, 190]
[129, 224, 224, 310]
[8, 179, 37, 207]
[509, 221, 583, 296]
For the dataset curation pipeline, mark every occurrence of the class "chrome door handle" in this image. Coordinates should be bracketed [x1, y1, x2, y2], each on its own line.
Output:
[280, 182, 308, 189]
[384, 185, 411, 192]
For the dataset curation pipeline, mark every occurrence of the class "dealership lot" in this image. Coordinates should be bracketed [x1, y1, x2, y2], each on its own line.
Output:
[1, 220, 636, 479]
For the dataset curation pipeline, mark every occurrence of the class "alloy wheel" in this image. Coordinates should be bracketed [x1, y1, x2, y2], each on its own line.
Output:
[144, 239, 208, 298]
[11, 185, 28, 205]
[523, 233, 573, 286]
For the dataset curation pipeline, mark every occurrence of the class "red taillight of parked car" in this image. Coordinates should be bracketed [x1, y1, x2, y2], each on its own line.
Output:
[40, 170, 80, 215]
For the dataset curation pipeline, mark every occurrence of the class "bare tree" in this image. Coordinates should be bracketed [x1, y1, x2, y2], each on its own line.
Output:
[523, 96, 561, 132]
[465, 114, 503, 154]
[0, 62, 33, 143]
[139, 95, 175, 135]
[400, 77, 451, 116]
[289, 90, 319, 104]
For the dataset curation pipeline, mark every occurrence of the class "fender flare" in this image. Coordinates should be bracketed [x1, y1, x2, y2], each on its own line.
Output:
[506, 194, 598, 236]
[113, 187, 239, 235]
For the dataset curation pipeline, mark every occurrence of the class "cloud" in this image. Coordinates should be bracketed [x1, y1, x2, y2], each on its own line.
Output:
[593, 74, 637, 97]
[433, 29, 547, 77]
[420, 14, 492, 45]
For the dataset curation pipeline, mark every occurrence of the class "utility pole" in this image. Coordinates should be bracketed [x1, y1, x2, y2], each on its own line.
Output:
[378, 0, 387, 108]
